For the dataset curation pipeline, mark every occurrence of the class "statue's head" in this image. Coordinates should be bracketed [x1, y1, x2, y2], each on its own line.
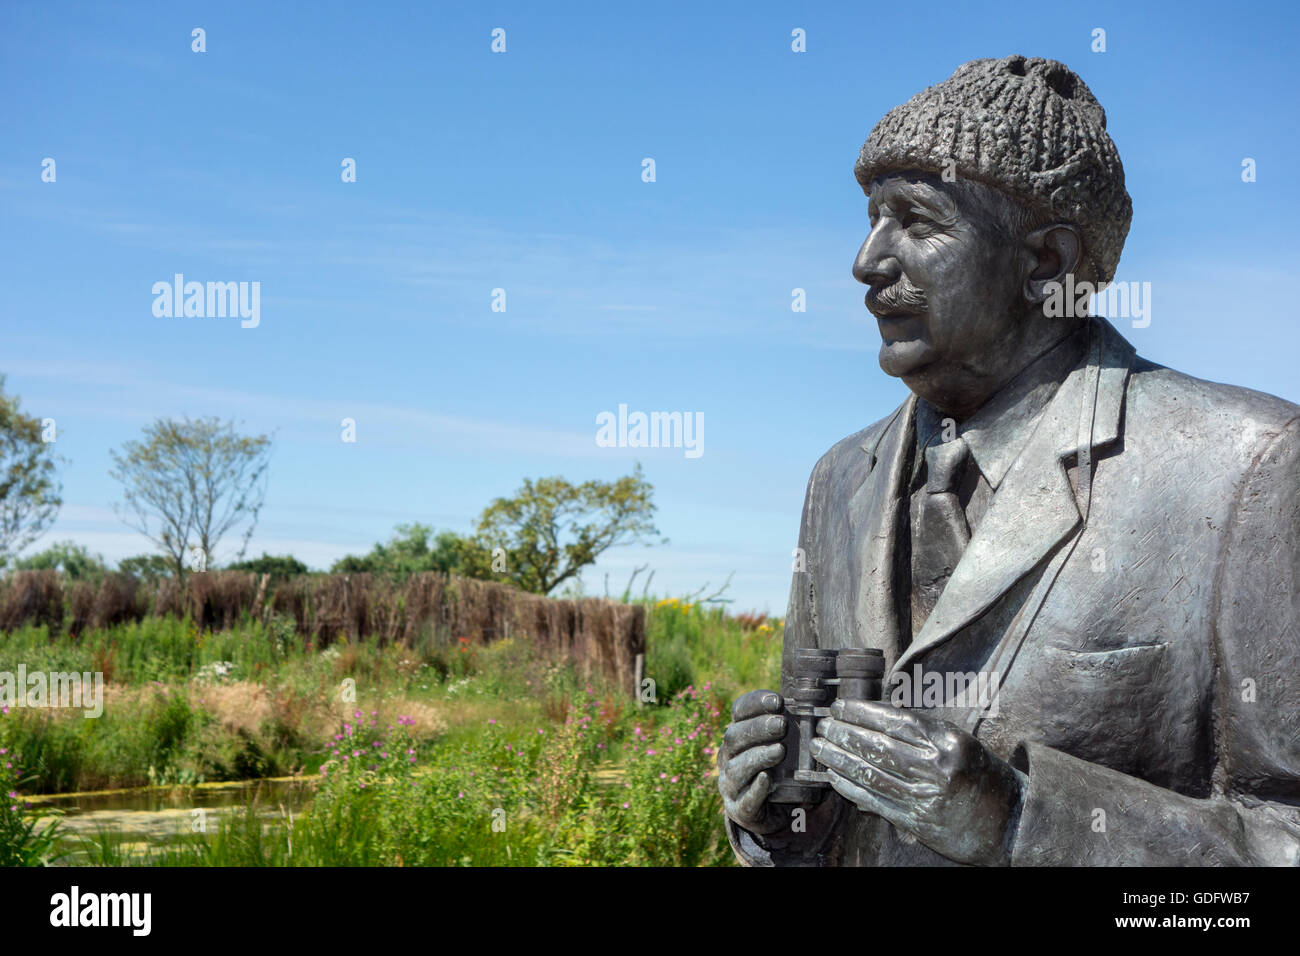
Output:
[852, 55, 1131, 417]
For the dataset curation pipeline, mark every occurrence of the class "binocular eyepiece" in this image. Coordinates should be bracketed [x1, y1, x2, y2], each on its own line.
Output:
[769, 647, 885, 804]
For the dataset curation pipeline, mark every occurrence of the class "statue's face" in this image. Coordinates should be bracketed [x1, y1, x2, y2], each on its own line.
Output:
[853, 172, 1028, 402]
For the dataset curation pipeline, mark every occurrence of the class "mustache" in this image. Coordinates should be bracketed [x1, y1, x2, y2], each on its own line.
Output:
[865, 276, 928, 316]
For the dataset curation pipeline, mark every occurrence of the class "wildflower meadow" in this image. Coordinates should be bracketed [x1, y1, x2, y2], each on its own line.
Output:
[0, 595, 782, 866]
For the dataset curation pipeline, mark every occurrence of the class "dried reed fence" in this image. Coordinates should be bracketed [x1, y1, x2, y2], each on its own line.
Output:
[0, 570, 647, 696]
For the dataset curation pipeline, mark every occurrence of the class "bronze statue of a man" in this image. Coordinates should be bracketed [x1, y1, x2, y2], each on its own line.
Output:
[719, 55, 1300, 866]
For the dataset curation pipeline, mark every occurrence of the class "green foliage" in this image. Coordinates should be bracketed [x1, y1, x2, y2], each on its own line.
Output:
[12, 540, 107, 579]
[142, 686, 193, 769]
[2, 595, 783, 866]
[578, 685, 731, 865]
[117, 553, 173, 582]
[645, 598, 781, 702]
[329, 523, 469, 578]
[305, 464, 664, 595]
[472, 463, 663, 594]
[225, 552, 310, 578]
[0, 745, 63, 865]
[109, 416, 272, 580]
[0, 375, 63, 568]
[0, 677, 202, 794]
[0, 616, 325, 792]
[303, 712, 526, 865]
[79, 687, 731, 867]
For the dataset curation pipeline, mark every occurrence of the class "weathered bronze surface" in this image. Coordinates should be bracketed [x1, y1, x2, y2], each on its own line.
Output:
[718, 55, 1300, 866]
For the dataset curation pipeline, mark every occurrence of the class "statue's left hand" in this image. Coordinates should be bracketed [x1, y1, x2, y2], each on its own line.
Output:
[810, 700, 1025, 866]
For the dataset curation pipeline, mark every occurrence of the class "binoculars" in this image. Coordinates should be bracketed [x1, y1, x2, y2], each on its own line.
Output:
[769, 647, 885, 804]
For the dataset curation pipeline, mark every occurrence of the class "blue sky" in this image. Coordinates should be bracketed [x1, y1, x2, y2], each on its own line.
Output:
[2, 0, 1297, 613]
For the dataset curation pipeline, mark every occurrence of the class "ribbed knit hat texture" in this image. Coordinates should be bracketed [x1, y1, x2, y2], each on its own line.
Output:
[855, 55, 1131, 284]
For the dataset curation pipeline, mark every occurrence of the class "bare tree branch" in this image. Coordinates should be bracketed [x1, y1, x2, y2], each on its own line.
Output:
[109, 416, 272, 579]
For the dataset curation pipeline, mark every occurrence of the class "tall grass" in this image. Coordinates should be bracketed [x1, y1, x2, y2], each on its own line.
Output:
[644, 597, 781, 700]
[75, 682, 736, 867]
[0, 749, 63, 865]
[4, 595, 784, 865]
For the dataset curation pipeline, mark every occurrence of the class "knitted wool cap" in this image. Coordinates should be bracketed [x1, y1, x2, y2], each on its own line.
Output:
[855, 55, 1132, 284]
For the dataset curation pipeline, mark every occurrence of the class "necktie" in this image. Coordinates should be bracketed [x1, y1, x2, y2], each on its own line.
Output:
[910, 436, 973, 637]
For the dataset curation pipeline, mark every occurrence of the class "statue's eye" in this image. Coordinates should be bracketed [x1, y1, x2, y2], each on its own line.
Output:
[901, 207, 932, 230]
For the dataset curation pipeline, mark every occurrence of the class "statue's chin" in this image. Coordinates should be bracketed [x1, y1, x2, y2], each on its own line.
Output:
[878, 338, 934, 378]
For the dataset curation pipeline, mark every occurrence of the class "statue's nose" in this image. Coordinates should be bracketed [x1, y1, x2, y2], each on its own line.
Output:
[853, 232, 899, 287]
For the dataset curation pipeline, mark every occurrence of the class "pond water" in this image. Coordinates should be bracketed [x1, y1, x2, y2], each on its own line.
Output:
[30, 776, 317, 861]
[30, 765, 628, 863]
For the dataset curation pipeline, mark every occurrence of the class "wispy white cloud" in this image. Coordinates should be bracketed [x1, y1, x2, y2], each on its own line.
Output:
[4, 358, 602, 456]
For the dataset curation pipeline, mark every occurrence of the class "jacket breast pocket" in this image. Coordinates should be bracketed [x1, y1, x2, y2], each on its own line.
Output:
[1026, 641, 1172, 774]
[1042, 641, 1170, 685]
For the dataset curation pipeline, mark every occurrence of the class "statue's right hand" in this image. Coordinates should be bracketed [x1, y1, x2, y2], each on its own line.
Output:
[718, 689, 788, 835]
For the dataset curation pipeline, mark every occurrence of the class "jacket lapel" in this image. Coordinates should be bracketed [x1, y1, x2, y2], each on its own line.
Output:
[891, 318, 1136, 676]
[848, 395, 914, 670]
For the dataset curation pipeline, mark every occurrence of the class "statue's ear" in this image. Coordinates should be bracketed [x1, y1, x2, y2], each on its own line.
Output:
[1024, 223, 1083, 303]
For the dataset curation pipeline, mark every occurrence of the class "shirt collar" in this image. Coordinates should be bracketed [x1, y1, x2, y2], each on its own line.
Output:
[913, 327, 1087, 490]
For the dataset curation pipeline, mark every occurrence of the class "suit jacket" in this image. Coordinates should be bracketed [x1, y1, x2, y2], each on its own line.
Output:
[728, 317, 1300, 866]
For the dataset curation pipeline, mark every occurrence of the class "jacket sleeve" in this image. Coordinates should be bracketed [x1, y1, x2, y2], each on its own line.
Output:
[727, 454, 846, 866]
[1007, 416, 1300, 866]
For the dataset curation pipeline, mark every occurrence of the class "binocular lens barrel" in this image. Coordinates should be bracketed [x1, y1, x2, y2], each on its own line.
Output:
[831, 648, 885, 701]
[769, 647, 886, 804]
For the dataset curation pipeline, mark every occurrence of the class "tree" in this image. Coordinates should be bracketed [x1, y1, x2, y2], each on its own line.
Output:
[109, 417, 272, 580]
[472, 463, 662, 595]
[117, 553, 174, 582]
[226, 552, 310, 579]
[0, 375, 62, 567]
[12, 540, 106, 579]
[330, 523, 469, 578]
